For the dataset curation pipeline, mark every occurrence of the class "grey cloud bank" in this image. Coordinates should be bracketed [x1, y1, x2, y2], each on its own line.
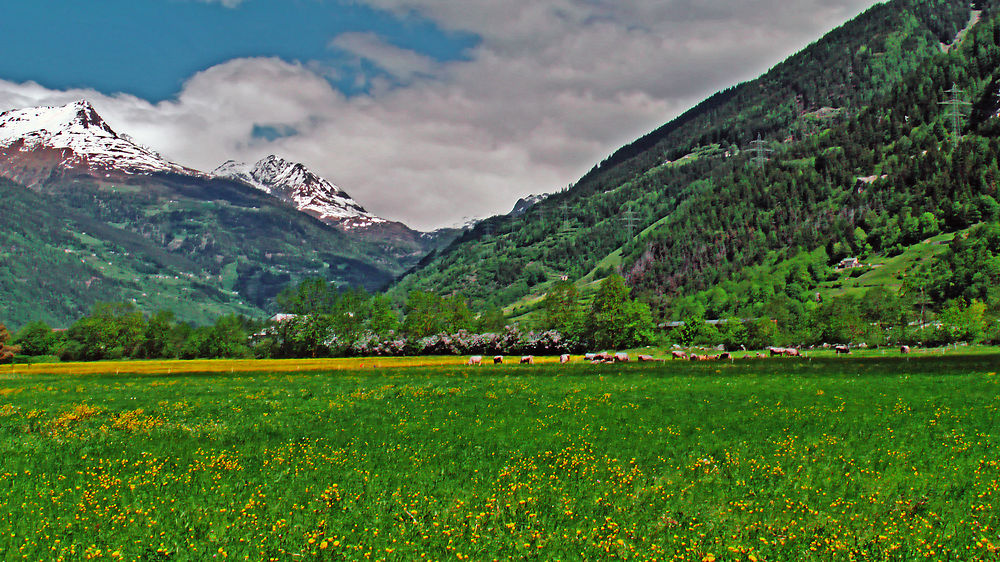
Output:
[0, 0, 880, 231]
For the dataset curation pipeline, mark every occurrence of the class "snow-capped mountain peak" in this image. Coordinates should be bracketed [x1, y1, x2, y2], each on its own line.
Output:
[0, 99, 193, 176]
[213, 155, 385, 227]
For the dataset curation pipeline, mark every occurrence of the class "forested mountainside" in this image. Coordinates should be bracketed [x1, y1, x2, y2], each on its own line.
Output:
[0, 170, 426, 329]
[392, 0, 1000, 320]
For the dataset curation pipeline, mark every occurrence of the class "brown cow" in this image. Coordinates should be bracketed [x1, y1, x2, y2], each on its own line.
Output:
[560, 354, 571, 364]
[468, 356, 483, 366]
[637, 354, 661, 362]
[783, 348, 801, 357]
[719, 352, 732, 360]
[834, 345, 851, 355]
[768, 347, 786, 357]
[584, 353, 597, 361]
[614, 352, 630, 363]
[520, 355, 534, 364]
[493, 355, 504, 364]
[671, 351, 688, 360]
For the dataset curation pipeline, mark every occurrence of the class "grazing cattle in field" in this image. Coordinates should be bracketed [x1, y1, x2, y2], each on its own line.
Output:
[493, 355, 504, 364]
[857, 342, 868, 349]
[468, 356, 483, 366]
[637, 354, 662, 362]
[783, 348, 801, 357]
[671, 351, 688, 360]
[595, 352, 615, 362]
[520, 355, 534, 364]
[719, 352, 732, 360]
[690, 354, 709, 361]
[756, 352, 767, 359]
[900, 345, 911, 354]
[768, 347, 786, 357]
[834, 345, 851, 355]
[560, 354, 571, 364]
[614, 353, 630, 363]
[584, 353, 597, 361]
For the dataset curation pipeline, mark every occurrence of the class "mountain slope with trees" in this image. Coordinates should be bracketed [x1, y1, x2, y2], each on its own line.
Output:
[391, 0, 1000, 325]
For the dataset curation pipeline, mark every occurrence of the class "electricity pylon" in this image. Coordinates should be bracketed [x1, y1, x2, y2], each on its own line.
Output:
[749, 133, 773, 169]
[939, 83, 971, 148]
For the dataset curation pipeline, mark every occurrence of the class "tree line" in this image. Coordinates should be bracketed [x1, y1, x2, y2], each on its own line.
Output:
[1, 275, 655, 362]
[3, 264, 998, 364]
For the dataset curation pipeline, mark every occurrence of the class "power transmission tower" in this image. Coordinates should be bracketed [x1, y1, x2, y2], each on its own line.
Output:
[749, 133, 773, 169]
[939, 83, 971, 148]
[621, 209, 639, 242]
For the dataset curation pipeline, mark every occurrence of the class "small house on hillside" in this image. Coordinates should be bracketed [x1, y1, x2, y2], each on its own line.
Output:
[268, 314, 299, 323]
[837, 257, 862, 270]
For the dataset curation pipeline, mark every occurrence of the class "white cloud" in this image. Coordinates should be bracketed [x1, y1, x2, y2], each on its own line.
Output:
[330, 32, 439, 84]
[198, 0, 244, 7]
[0, 0, 881, 230]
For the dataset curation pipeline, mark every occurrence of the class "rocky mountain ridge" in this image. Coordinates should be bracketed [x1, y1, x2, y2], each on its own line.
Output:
[212, 156, 387, 229]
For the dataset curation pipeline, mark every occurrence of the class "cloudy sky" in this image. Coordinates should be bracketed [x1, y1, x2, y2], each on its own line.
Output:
[0, 0, 880, 230]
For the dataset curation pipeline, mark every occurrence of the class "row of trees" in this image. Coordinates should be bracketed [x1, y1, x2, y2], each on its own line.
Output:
[6, 263, 997, 363]
[670, 290, 999, 349]
[11, 304, 257, 362]
[4, 275, 655, 362]
[259, 274, 654, 358]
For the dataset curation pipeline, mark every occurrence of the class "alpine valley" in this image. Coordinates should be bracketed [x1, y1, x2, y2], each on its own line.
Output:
[0, 100, 458, 328]
[5, 0, 1000, 332]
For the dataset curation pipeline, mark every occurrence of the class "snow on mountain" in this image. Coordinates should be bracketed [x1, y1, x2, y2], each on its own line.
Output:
[0, 100, 195, 176]
[509, 193, 549, 217]
[0, 100, 394, 231]
[213, 156, 386, 227]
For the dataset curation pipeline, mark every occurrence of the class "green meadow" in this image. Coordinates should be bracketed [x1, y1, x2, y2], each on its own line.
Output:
[1, 355, 999, 560]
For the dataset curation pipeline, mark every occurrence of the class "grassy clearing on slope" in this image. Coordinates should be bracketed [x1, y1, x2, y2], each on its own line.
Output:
[2, 355, 999, 560]
[819, 231, 957, 298]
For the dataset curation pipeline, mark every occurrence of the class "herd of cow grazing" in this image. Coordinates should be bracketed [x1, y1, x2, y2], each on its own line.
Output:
[466, 344, 915, 366]
[466, 352, 662, 366]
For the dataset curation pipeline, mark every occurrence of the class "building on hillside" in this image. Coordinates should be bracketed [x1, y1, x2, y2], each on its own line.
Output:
[268, 314, 299, 323]
[837, 257, 862, 270]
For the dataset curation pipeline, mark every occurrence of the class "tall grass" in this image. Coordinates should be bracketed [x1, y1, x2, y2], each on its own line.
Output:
[1, 356, 998, 559]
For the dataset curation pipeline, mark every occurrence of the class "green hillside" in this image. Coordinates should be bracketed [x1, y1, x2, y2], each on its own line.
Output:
[392, 0, 1000, 322]
[0, 172, 426, 329]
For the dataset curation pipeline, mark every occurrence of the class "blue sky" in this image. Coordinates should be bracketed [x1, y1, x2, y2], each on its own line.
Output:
[0, 0, 475, 101]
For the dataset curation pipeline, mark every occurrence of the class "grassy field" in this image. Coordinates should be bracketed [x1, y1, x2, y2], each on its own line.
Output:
[2, 355, 999, 560]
